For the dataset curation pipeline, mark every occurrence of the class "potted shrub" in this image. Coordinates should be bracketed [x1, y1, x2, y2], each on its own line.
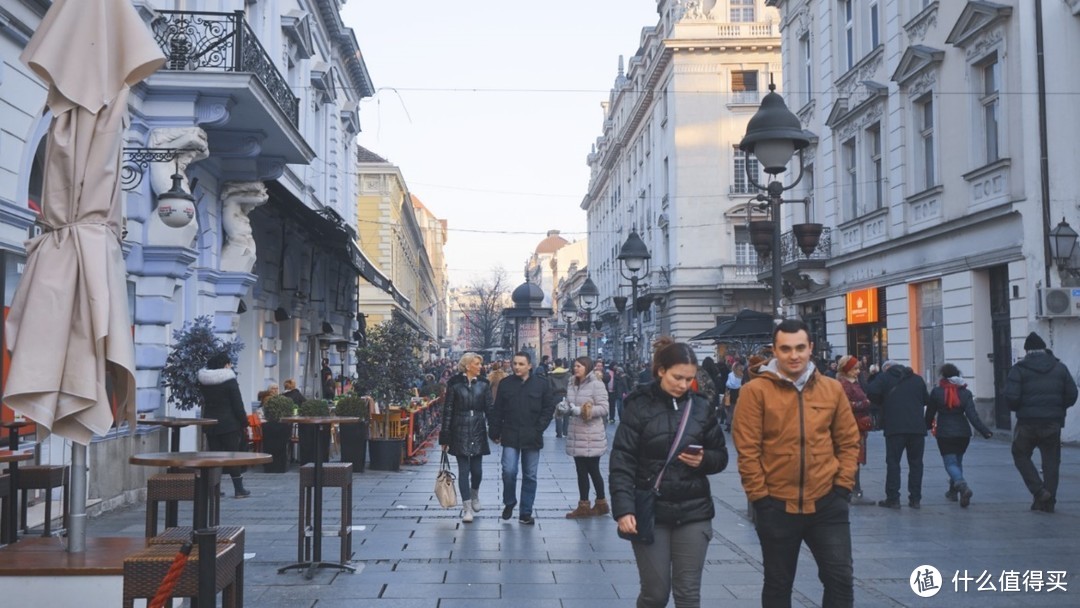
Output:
[159, 315, 244, 413]
[298, 399, 331, 465]
[334, 393, 371, 472]
[354, 318, 421, 471]
[261, 395, 294, 473]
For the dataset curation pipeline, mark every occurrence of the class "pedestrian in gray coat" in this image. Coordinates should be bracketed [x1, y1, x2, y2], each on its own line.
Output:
[560, 356, 610, 518]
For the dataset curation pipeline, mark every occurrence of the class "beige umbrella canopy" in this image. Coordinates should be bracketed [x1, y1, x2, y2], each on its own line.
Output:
[5, 0, 165, 445]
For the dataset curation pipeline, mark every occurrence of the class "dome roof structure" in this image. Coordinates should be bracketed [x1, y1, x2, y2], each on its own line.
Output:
[511, 281, 545, 307]
[534, 230, 569, 255]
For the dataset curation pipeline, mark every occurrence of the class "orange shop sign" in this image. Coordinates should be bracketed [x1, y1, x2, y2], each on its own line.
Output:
[846, 288, 879, 325]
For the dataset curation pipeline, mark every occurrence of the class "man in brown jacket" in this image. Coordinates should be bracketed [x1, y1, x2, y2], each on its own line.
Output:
[733, 319, 861, 608]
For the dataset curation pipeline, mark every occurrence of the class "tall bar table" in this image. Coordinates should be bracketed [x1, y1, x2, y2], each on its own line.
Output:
[278, 416, 359, 579]
[0, 421, 31, 544]
[131, 451, 270, 608]
[0, 450, 33, 545]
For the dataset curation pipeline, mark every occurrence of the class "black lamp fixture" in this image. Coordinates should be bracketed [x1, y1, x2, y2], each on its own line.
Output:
[561, 296, 578, 359]
[576, 276, 600, 358]
[1049, 217, 1079, 273]
[236, 299, 247, 314]
[321, 321, 334, 335]
[155, 164, 197, 229]
[618, 230, 651, 364]
[740, 81, 818, 322]
[274, 306, 290, 322]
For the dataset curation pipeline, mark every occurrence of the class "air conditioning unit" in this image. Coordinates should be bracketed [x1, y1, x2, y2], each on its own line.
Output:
[1039, 288, 1080, 318]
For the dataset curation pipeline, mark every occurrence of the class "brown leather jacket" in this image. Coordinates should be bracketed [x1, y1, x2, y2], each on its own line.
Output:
[732, 361, 861, 514]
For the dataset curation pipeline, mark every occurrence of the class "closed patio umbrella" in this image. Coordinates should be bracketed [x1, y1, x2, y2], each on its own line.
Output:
[7, 0, 165, 552]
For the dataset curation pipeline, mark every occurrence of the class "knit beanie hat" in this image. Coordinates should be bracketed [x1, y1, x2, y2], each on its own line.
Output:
[1024, 332, 1046, 351]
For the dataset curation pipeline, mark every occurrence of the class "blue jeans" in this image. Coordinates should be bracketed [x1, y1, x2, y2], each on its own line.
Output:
[754, 493, 854, 608]
[455, 454, 483, 501]
[885, 434, 925, 502]
[941, 453, 965, 485]
[501, 446, 540, 516]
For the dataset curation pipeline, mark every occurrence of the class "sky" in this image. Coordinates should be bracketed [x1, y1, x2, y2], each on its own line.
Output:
[340, 1, 661, 288]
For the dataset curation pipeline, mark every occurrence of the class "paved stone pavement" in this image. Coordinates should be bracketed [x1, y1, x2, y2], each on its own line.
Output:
[84, 426, 1080, 607]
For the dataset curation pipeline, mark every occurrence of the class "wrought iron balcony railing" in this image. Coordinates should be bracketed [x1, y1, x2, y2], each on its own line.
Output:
[151, 10, 300, 127]
[757, 227, 833, 271]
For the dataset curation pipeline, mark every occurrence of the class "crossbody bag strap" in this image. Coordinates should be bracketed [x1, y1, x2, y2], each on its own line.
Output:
[653, 398, 694, 491]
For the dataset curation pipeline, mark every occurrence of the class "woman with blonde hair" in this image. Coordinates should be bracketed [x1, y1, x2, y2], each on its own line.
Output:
[487, 366, 509, 400]
[837, 354, 873, 502]
[439, 352, 494, 522]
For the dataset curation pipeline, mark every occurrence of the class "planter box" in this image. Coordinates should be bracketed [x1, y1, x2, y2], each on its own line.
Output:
[338, 422, 368, 472]
[261, 422, 291, 473]
[367, 438, 403, 472]
[298, 426, 331, 465]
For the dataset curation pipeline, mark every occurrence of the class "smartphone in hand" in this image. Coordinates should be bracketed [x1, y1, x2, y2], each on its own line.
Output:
[682, 444, 703, 456]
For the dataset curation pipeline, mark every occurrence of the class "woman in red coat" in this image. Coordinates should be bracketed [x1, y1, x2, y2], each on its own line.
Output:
[837, 355, 873, 503]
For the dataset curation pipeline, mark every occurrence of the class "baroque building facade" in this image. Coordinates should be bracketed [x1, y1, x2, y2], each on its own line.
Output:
[769, 0, 1080, 440]
[582, 0, 781, 362]
[0, 0, 394, 507]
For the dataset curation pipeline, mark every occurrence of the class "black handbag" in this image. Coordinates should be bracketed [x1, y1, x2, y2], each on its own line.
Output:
[617, 398, 693, 545]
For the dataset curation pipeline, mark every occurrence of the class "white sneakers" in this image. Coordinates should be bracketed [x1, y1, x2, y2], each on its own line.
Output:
[462, 502, 474, 523]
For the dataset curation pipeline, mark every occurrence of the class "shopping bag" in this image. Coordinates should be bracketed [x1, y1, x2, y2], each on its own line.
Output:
[616, 488, 657, 545]
[434, 451, 458, 508]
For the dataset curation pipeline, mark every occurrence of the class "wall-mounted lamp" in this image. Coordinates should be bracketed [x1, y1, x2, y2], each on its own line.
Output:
[274, 306, 290, 322]
[1049, 217, 1079, 276]
[321, 321, 335, 335]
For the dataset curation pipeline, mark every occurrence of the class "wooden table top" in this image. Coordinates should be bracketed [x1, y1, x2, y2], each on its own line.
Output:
[281, 416, 361, 425]
[0, 450, 34, 463]
[135, 417, 218, 428]
[0, 536, 149, 576]
[129, 451, 271, 468]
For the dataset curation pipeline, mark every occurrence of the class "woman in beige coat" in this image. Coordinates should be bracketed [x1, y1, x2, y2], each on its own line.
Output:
[560, 356, 610, 517]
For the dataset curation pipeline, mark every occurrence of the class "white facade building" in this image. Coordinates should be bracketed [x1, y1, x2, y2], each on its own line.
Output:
[769, 0, 1080, 440]
[582, 0, 782, 363]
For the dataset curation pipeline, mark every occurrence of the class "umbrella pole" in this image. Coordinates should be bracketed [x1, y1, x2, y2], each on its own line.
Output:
[67, 443, 87, 553]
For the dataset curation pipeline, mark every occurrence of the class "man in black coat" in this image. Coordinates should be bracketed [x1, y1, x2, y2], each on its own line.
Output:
[1005, 332, 1078, 512]
[867, 360, 930, 509]
[489, 351, 556, 524]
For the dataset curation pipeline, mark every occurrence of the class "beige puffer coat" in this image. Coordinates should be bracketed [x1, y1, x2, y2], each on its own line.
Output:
[565, 372, 610, 457]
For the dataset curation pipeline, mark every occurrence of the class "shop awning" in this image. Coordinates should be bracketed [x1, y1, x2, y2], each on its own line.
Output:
[265, 181, 395, 297]
[690, 309, 773, 343]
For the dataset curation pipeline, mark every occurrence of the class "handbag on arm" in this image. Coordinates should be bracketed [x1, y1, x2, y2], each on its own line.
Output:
[617, 398, 694, 545]
[434, 451, 458, 508]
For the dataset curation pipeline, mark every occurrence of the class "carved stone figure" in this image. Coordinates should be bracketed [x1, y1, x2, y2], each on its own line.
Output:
[219, 181, 268, 273]
[146, 127, 209, 247]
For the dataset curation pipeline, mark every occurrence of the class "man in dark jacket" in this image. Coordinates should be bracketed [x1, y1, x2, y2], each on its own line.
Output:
[198, 351, 251, 497]
[489, 351, 557, 524]
[1005, 332, 1078, 513]
[867, 360, 930, 509]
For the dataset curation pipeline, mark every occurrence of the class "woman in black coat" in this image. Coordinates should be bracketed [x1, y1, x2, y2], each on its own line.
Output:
[610, 337, 728, 608]
[440, 352, 493, 522]
[198, 351, 251, 497]
[925, 363, 993, 508]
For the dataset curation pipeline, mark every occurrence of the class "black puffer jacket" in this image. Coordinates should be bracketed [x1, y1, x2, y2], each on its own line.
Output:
[489, 372, 556, 450]
[1005, 351, 1078, 424]
[197, 368, 249, 435]
[609, 382, 728, 527]
[926, 383, 993, 438]
[440, 373, 493, 456]
[867, 365, 929, 436]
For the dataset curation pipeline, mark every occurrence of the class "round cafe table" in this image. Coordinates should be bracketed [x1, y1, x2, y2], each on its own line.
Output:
[278, 416, 360, 579]
[130, 451, 270, 608]
[0, 449, 33, 545]
[136, 417, 218, 452]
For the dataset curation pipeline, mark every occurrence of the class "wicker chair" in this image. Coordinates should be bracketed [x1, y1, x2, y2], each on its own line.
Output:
[298, 462, 353, 563]
[17, 465, 68, 537]
[150, 525, 246, 607]
[122, 541, 241, 608]
[145, 469, 221, 537]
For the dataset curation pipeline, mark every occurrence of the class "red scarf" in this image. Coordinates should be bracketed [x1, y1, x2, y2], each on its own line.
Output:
[939, 379, 963, 409]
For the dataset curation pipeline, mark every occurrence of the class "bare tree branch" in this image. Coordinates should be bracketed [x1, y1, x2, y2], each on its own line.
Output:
[462, 268, 509, 351]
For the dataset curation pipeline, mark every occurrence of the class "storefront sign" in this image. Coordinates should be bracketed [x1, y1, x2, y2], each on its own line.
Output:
[846, 288, 879, 324]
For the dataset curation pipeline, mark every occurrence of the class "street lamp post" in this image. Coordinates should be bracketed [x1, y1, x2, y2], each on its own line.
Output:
[562, 296, 578, 360]
[617, 230, 651, 365]
[739, 83, 819, 323]
[577, 276, 599, 359]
